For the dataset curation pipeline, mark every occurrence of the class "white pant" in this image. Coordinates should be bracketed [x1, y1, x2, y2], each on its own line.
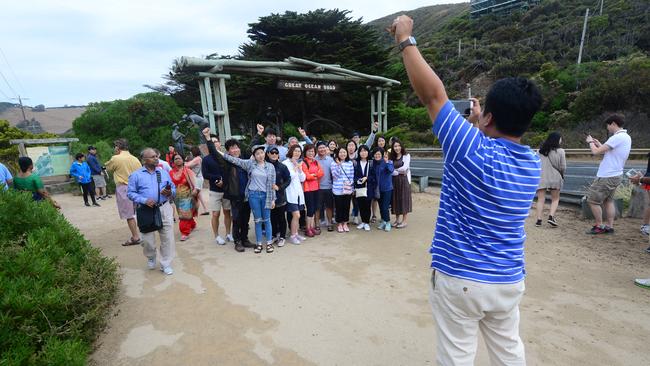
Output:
[429, 271, 526, 366]
[140, 202, 175, 268]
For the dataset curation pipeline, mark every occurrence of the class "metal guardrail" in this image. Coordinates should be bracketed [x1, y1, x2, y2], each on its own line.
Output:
[409, 147, 650, 157]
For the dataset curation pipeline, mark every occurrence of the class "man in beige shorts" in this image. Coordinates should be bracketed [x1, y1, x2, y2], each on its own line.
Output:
[585, 115, 631, 234]
[105, 138, 143, 246]
[201, 134, 233, 245]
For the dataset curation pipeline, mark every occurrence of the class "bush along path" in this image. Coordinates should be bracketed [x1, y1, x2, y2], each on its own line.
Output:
[0, 190, 120, 365]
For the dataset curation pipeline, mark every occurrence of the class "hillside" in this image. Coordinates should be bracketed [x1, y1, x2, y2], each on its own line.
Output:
[367, 0, 650, 148]
[0, 106, 86, 135]
[367, 3, 468, 45]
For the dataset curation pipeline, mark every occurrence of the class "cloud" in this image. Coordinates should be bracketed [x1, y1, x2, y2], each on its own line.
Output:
[0, 0, 463, 106]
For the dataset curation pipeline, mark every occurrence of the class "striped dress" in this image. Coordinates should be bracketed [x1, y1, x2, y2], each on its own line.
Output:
[430, 101, 541, 284]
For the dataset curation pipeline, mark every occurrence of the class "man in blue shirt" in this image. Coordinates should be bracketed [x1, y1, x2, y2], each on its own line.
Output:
[392, 16, 542, 365]
[0, 162, 12, 190]
[127, 148, 176, 275]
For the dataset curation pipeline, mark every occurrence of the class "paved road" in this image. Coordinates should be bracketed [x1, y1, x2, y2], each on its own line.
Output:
[411, 158, 646, 197]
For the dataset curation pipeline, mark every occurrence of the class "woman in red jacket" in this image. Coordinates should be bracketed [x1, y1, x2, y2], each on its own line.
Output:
[302, 144, 324, 237]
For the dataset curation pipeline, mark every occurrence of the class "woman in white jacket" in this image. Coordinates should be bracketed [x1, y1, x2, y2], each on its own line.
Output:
[283, 145, 307, 244]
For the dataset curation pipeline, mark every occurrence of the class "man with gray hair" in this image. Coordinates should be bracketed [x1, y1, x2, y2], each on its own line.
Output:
[128, 148, 176, 275]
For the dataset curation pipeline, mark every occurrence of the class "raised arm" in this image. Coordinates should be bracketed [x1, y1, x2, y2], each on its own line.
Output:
[391, 16, 448, 121]
[364, 121, 380, 147]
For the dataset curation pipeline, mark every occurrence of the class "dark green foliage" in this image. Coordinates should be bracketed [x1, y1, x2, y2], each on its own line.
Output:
[0, 190, 120, 365]
[72, 92, 184, 155]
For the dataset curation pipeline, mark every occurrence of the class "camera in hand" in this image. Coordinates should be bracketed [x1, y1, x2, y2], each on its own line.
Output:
[450, 100, 473, 117]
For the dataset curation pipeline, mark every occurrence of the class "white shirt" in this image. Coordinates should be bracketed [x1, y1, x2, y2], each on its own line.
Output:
[282, 159, 306, 205]
[597, 129, 631, 178]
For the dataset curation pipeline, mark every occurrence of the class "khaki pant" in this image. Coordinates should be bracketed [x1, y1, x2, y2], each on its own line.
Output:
[140, 202, 175, 268]
[429, 271, 526, 366]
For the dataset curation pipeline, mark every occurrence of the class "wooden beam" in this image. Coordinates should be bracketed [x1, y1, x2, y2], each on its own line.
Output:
[10, 138, 79, 145]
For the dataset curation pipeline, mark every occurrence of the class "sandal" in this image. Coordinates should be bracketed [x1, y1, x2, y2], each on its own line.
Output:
[370, 216, 377, 224]
[327, 225, 334, 232]
[396, 223, 408, 229]
[266, 243, 274, 253]
[254, 244, 263, 254]
[122, 238, 142, 246]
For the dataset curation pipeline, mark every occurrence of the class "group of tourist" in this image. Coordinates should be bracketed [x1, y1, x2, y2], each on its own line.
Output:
[198, 124, 414, 253]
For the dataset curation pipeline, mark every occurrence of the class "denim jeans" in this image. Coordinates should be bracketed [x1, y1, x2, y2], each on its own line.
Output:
[248, 191, 272, 243]
[379, 190, 392, 223]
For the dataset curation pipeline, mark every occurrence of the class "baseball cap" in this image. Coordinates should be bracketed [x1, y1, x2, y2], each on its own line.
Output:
[252, 144, 267, 154]
[267, 146, 280, 154]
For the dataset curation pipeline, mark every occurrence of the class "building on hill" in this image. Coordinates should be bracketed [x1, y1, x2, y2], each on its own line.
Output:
[470, 0, 540, 18]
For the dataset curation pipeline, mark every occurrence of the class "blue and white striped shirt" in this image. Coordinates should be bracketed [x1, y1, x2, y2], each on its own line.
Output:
[430, 101, 541, 284]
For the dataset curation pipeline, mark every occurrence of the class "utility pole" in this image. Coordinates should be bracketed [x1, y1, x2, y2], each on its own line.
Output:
[577, 8, 589, 65]
[458, 39, 462, 58]
[474, 38, 477, 50]
[11, 95, 29, 121]
[599, 0, 604, 15]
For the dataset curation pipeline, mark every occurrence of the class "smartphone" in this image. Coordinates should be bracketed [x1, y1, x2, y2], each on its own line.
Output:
[450, 100, 472, 117]
[215, 175, 222, 184]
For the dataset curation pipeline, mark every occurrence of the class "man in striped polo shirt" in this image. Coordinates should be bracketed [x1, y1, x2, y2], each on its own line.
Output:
[391, 16, 543, 365]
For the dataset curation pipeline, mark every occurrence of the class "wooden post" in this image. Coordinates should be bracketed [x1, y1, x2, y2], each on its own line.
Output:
[381, 89, 388, 132]
[218, 78, 232, 139]
[203, 77, 216, 134]
[17, 143, 27, 157]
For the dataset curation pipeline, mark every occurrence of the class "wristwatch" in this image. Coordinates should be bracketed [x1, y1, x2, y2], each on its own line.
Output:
[398, 36, 417, 52]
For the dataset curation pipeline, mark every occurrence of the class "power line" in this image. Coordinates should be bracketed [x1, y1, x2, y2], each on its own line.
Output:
[0, 69, 18, 98]
[0, 85, 10, 100]
[0, 47, 26, 94]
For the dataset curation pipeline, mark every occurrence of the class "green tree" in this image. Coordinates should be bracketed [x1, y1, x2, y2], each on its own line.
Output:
[72, 92, 184, 155]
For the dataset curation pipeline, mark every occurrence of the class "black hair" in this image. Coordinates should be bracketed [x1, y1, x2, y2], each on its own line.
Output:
[302, 144, 316, 169]
[264, 128, 278, 137]
[483, 77, 542, 137]
[335, 147, 350, 162]
[346, 140, 358, 152]
[373, 135, 386, 149]
[190, 146, 201, 158]
[389, 138, 407, 161]
[316, 141, 327, 149]
[357, 145, 371, 161]
[171, 152, 185, 162]
[605, 114, 625, 128]
[18, 156, 33, 173]
[539, 132, 562, 157]
[75, 153, 84, 160]
[210, 133, 218, 140]
[224, 139, 240, 151]
[371, 147, 385, 159]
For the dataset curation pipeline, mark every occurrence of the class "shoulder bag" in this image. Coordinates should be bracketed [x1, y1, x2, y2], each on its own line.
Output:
[136, 170, 163, 233]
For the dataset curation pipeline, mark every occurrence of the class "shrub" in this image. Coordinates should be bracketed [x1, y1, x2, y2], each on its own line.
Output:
[0, 189, 120, 365]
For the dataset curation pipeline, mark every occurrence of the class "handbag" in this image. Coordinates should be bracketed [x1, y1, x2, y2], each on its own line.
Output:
[355, 161, 369, 197]
[136, 170, 163, 233]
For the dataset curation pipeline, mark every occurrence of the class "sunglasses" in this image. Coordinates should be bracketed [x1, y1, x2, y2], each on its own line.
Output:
[268, 151, 279, 155]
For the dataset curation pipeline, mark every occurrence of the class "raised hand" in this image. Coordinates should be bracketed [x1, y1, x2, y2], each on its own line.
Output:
[256, 123, 265, 135]
[298, 127, 307, 137]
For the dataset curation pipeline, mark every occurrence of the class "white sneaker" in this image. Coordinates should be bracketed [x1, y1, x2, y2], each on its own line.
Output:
[320, 219, 328, 226]
[356, 223, 365, 230]
[290, 235, 301, 245]
[215, 236, 226, 245]
[226, 234, 234, 242]
[364, 223, 371, 231]
[297, 234, 307, 241]
[147, 256, 156, 270]
[162, 266, 174, 275]
[635, 278, 650, 289]
[277, 238, 286, 247]
[641, 224, 650, 236]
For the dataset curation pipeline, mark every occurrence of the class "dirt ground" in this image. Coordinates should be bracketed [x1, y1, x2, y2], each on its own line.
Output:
[57, 189, 650, 366]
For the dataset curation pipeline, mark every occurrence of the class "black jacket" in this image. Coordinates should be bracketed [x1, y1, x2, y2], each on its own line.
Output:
[201, 154, 224, 192]
[269, 159, 291, 206]
[206, 140, 249, 201]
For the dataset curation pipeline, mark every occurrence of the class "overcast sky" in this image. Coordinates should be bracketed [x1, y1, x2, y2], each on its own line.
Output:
[0, 0, 465, 107]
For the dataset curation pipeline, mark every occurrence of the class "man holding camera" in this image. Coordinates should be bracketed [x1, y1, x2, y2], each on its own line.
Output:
[127, 148, 176, 275]
[584, 115, 632, 235]
[391, 15, 542, 365]
[202, 133, 234, 246]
